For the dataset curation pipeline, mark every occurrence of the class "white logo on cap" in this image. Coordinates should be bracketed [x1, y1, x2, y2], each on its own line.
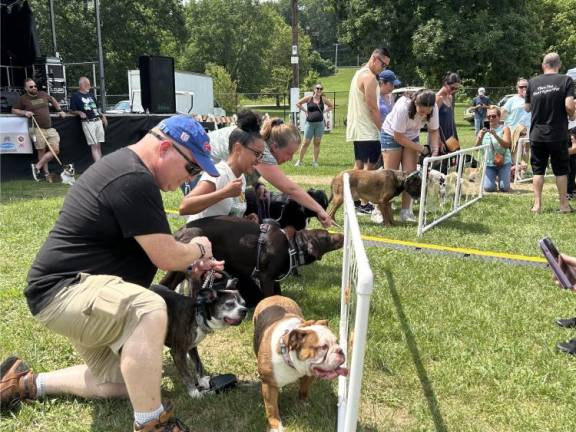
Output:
[180, 132, 190, 142]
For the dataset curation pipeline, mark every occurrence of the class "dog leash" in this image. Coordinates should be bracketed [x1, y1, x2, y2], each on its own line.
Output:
[31, 116, 75, 185]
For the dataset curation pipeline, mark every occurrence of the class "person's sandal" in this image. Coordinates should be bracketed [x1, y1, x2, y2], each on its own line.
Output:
[133, 402, 190, 432]
[0, 356, 37, 410]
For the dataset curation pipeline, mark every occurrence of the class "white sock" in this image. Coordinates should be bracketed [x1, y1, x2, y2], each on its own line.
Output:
[134, 404, 165, 426]
[35, 373, 46, 399]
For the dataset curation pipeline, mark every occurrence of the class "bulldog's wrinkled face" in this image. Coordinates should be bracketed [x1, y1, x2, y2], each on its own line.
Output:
[287, 322, 348, 380]
[207, 289, 248, 330]
[297, 229, 344, 264]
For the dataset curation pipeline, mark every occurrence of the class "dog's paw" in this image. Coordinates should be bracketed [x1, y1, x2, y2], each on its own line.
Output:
[187, 387, 204, 399]
[198, 375, 211, 390]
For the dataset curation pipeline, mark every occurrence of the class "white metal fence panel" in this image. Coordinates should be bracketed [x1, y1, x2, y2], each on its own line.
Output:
[337, 173, 374, 432]
[417, 145, 489, 236]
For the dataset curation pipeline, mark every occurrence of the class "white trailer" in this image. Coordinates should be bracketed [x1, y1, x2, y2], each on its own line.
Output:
[128, 70, 215, 115]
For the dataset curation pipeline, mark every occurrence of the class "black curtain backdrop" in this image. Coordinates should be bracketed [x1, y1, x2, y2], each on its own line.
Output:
[0, 114, 171, 181]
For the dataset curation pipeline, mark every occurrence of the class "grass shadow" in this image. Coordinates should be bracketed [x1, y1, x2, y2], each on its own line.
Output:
[385, 269, 448, 432]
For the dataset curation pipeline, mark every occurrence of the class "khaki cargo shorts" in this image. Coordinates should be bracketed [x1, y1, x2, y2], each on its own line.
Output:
[35, 273, 166, 384]
[30, 127, 60, 152]
[81, 119, 105, 145]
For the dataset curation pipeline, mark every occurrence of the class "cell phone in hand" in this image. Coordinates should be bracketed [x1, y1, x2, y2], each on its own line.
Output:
[539, 237, 575, 289]
[483, 120, 490, 130]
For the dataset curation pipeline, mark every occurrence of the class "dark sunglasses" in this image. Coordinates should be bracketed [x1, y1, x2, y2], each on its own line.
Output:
[518, 85, 527, 89]
[487, 114, 498, 119]
[148, 130, 203, 176]
[375, 57, 389, 68]
[245, 145, 264, 160]
[315, 87, 323, 90]
[27, 85, 37, 89]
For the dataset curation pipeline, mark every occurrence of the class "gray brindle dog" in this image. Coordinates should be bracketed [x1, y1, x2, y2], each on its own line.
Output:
[150, 272, 247, 398]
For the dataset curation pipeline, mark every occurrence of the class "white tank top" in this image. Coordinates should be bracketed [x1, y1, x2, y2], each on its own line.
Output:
[346, 66, 380, 142]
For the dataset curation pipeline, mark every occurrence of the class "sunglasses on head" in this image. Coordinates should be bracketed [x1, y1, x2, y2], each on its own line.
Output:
[149, 130, 203, 176]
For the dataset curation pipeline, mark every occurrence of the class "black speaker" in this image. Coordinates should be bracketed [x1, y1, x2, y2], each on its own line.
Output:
[139, 55, 176, 114]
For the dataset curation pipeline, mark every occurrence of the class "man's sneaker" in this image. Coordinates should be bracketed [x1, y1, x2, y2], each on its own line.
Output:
[356, 203, 374, 216]
[400, 209, 417, 222]
[0, 356, 37, 410]
[370, 208, 384, 224]
[134, 402, 190, 432]
[31, 164, 41, 182]
[556, 338, 576, 355]
[556, 317, 576, 329]
[312, 161, 319, 168]
[294, 160, 301, 167]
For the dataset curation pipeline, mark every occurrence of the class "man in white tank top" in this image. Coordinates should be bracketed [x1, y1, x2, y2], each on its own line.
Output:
[346, 48, 391, 213]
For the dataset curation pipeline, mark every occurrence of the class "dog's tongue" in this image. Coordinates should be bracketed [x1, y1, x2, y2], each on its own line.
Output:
[224, 317, 242, 326]
[313, 366, 348, 380]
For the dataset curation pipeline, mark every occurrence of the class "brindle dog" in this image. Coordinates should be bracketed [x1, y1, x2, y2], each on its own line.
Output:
[328, 169, 422, 226]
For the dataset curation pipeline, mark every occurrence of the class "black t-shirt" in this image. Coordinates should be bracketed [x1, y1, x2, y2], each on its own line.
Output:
[526, 73, 574, 142]
[69, 90, 100, 120]
[26, 148, 171, 315]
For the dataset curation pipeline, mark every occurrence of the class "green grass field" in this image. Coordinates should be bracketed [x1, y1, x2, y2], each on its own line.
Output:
[2, 68, 576, 431]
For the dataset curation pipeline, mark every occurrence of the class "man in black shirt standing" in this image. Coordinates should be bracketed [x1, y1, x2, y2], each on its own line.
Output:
[525, 52, 576, 213]
[0, 115, 222, 432]
[70, 76, 107, 162]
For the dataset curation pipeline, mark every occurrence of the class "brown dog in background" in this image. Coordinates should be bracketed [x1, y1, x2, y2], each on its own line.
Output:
[328, 169, 422, 225]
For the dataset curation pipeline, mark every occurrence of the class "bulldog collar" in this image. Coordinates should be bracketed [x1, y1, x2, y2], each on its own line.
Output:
[279, 330, 296, 369]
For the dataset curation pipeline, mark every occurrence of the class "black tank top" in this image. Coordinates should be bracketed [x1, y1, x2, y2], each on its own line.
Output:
[306, 97, 325, 122]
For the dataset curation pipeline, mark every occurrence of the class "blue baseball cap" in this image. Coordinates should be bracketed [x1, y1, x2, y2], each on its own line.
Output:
[378, 69, 401, 87]
[158, 115, 219, 177]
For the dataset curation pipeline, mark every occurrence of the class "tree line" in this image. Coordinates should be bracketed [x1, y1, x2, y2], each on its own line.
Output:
[26, 0, 575, 112]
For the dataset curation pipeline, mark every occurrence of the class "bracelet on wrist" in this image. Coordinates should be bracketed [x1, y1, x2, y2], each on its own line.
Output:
[196, 242, 206, 258]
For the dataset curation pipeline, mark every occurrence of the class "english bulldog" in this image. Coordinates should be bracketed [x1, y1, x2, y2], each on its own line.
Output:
[328, 169, 422, 226]
[253, 295, 347, 431]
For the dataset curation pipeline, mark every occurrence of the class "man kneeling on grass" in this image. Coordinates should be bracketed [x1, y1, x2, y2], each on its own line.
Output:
[0, 116, 223, 432]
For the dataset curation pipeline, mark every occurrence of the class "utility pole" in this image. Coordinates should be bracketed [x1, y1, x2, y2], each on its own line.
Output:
[290, 0, 299, 126]
[48, 0, 57, 55]
[94, 0, 107, 111]
[334, 43, 339, 71]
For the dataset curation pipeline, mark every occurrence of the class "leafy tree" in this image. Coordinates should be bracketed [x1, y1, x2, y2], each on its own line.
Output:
[540, 0, 576, 70]
[181, 0, 271, 93]
[205, 63, 238, 114]
[335, 0, 547, 88]
[27, 0, 187, 95]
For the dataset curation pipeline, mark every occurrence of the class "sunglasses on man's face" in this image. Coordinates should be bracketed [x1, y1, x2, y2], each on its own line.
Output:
[375, 57, 389, 69]
[27, 85, 37, 89]
[149, 130, 203, 177]
[518, 85, 527, 89]
[315, 87, 323, 90]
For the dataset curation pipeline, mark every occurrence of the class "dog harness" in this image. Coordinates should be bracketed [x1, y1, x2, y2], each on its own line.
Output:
[251, 220, 307, 287]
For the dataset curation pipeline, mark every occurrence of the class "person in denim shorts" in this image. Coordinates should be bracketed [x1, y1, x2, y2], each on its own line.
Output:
[380, 89, 438, 221]
[294, 84, 333, 167]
